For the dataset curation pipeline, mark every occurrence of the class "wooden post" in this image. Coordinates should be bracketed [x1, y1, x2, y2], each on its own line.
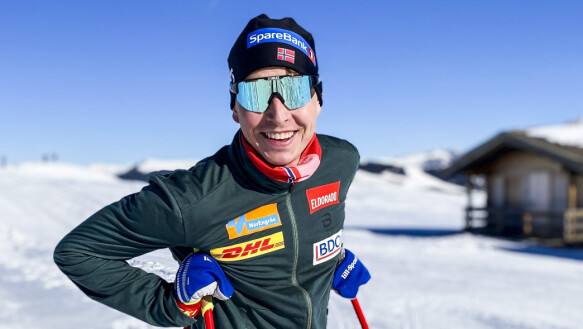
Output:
[497, 209, 504, 235]
[568, 175, 577, 210]
[563, 173, 580, 243]
[565, 211, 573, 243]
[523, 212, 532, 236]
[565, 173, 578, 243]
[465, 175, 473, 231]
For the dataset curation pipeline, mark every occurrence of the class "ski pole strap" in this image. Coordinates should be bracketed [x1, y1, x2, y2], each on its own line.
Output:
[176, 298, 201, 318]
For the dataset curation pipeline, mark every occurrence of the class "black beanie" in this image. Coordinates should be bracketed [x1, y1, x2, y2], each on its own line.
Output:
[228, 14, 322, 108]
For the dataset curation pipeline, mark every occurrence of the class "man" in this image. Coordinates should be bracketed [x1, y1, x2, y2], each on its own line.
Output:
[54, 14, 370, 328]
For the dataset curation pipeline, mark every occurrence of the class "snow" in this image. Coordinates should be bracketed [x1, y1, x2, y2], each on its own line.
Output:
[370, 148, 459, 172]
[526, 117, 583, 149]
[1, 160, 583, 329]
[2, 162, 122, 182]
[89, 163, 135, 176]
[393, 149, 460, 171]
[135, 158, 199, 174]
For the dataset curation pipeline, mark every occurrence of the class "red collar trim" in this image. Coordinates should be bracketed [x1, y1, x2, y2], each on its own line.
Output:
[242, 134, 322, 183]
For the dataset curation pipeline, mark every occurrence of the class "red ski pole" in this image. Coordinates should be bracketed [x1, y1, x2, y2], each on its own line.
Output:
[337, 248, 370, 329]
[351, 297, 369, 329]
[201, 295, 215, 329]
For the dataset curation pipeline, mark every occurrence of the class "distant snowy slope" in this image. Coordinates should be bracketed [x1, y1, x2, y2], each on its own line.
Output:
[4, 162, 121, 182]
[88, 159, 199, 178]
[89, 162, 134, 176]
[365, 149, 459, 173]
[117, 158, 199, 181]
[391, 149, 460, 172]
[526, 117, 583, 148]
[134, 158, 199, 173]
[361, 148, 465, 191]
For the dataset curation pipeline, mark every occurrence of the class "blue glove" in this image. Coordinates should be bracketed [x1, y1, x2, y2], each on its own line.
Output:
[174, 253, 234, 306]
[332, 249, 371, 299]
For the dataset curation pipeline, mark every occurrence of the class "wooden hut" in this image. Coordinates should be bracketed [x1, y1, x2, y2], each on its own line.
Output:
[444, 131, 583, 243]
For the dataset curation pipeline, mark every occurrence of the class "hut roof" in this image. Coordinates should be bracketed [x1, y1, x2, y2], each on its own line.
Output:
[444, 131, 583, 176]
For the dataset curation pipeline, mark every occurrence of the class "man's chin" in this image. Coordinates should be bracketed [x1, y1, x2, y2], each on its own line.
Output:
[263, 152, 300, 167]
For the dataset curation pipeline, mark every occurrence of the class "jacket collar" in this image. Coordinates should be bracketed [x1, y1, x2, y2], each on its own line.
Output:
[241, 133, 321, 184]
[227, 130, 321, 194]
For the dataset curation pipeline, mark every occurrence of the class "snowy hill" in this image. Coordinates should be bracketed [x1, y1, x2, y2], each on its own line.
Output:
[116, 158, 199, 181]
[392, 149, 461, 172]
[1, 159, 583, 329]
[361, 148, 466, 188]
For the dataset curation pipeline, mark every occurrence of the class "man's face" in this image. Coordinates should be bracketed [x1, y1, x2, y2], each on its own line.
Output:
[232, 67, 321, 167]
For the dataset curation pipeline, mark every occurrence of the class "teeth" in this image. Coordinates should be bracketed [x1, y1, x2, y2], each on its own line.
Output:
[265, 132, 294, 140]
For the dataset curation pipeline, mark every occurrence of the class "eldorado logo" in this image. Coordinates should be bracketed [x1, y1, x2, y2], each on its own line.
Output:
[305, 181, 341, 214]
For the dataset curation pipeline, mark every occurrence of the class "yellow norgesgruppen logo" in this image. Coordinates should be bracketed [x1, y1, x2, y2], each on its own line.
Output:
[225, 203, 282, 239]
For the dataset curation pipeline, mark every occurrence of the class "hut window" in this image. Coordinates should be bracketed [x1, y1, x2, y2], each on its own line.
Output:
[527, 171, 551, 211]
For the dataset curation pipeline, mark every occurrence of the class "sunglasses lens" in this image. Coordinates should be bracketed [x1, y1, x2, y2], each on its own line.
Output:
[277, 76, 313, 110]
[235, 76, 314, 113]
[236, 79, 272, 113]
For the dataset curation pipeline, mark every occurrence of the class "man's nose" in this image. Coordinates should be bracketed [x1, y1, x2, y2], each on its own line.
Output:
[265, 94, 291, 123]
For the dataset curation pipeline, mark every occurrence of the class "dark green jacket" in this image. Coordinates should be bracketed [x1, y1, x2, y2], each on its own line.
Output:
[54, 131, 359, 329]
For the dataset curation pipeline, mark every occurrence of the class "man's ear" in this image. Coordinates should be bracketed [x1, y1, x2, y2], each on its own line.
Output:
[232, 107, 240, 124]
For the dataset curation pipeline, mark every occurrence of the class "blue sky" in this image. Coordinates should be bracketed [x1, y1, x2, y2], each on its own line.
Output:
[1, 0, 582, 165]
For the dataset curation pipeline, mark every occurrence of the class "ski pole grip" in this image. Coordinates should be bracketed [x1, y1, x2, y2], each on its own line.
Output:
[201, 295, 215, 329]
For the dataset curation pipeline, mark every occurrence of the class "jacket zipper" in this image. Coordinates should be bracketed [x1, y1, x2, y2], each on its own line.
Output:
[286, 185, 313, 329]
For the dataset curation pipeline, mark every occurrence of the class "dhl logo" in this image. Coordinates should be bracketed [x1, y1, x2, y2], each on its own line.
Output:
[211, 232, 285, 262]
[225, 203, 281, 239]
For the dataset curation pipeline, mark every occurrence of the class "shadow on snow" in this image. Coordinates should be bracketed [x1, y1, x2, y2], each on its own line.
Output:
[497, 244, 583, 262]
[345, 226, 583, 262]
[344, 226, 463, 237]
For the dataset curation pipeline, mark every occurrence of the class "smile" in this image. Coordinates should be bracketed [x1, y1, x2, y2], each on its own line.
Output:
[264, 131, 295, 140]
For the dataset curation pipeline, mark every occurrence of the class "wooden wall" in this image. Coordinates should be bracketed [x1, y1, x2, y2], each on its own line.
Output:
[482, 150, 575, 237]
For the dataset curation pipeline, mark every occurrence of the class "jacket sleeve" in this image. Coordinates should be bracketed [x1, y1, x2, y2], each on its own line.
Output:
[53, 175, 195, 327]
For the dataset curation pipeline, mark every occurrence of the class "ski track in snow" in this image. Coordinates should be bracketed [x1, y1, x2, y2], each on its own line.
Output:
[1, 163, 583, 328]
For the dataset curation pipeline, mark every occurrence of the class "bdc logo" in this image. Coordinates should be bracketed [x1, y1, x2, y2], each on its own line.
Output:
[313, 230, 342, 265]
[318, 235, 341, 257]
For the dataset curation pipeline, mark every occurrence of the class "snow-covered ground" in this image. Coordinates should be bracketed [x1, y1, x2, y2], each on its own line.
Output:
[1, 160, 583, 329]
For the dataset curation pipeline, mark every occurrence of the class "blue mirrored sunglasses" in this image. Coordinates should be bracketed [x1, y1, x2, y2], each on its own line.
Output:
[230, 75, 320, 113]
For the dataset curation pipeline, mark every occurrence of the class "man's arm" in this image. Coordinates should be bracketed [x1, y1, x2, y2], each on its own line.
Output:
[53, 176, 194, 327]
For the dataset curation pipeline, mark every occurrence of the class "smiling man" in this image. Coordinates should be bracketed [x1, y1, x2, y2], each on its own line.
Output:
[55, 14, 370, 329]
